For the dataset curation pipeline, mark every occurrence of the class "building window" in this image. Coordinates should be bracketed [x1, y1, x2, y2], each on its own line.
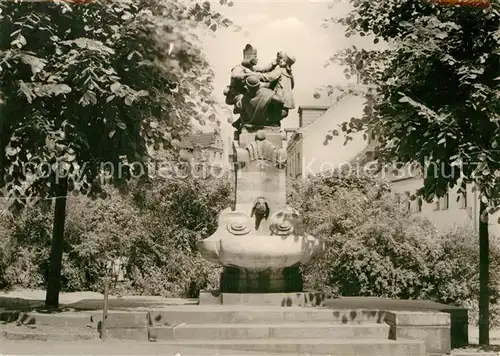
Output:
[440, 193, 449, 210]
[434, 199, 440, 211]
[417, 197, 423, 212]
[297, 152, 301, 175]
[405, 191, 411, 212]
[459, 191, 468, 209]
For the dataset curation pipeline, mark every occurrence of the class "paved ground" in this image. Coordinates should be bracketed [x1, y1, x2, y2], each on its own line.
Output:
[2, 340, 500, 356]
[0, 289, 197, 303]
[0, 289, 197, 311]
[469, 328, 500, 345]
[0, 340, 299, 356]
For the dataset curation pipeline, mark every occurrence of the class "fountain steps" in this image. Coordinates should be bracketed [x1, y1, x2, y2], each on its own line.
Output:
[144, 338, 425, 356]
[2, 306, 447, 355]
[147, 322, 391, 340]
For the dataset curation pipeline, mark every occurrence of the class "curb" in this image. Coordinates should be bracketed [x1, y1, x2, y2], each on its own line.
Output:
[0, 329, 98, 341]
[453, 354, 500, 356]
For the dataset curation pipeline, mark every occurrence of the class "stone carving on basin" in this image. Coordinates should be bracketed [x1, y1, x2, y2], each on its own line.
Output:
[198, 206, 325, 271]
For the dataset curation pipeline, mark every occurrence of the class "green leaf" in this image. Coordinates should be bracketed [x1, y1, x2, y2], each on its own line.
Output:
[124, 96, 134, 106]
[110, 82, 122, 94]
[5, 146, 17, 156]
[19, 54, 46, 75]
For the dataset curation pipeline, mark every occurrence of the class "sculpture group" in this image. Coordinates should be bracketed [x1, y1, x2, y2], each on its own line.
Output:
[197, 44, 324, 294]
[223, 44, 296, 131]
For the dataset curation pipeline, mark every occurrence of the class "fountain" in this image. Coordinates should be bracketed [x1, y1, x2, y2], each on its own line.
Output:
[197, 45, 325, 297]
[169, 46, 454, 356]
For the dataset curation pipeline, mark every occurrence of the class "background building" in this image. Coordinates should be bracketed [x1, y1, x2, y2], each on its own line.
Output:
[286, 93, 366, 179]
[179, 132, 226, 164]
[288, 91, 497, 235]
[178, 131, 230, 178]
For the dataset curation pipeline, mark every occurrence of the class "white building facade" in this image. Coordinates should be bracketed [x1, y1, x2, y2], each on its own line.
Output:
[287, 92, 497, 235]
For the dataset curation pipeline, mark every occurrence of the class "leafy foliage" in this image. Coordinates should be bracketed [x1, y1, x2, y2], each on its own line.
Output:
[0, 177, 232, 297]
[330, 0, 500, 206]
[0, 0, 232, 208]
[132, 176, 234, 255]
[289, 173, 500, 309]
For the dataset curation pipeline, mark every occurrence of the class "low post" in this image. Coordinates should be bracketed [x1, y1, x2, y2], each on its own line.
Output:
[101, 276, 110, 340]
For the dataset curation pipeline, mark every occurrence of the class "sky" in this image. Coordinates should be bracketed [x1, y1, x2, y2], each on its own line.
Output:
[198, 0, 371, 138]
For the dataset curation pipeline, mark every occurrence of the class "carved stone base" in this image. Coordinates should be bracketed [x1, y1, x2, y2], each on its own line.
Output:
[220, 266, 303, 293]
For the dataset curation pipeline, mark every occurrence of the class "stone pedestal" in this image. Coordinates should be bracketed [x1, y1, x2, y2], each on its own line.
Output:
[220, 266, 303, 293]
[197, 126, 325, 294]
[233, 127, 287, 222]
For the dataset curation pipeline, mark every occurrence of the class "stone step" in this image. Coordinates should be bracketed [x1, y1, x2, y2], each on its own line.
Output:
[12, 311, 146, 329]
[148, 322, 390, 340]
[149, 306, 386, 326]
[0, 324, 98, 342]
[0, 310, 20, 323]
[147, 338, 426, 355]
[16, 311, 94, 328]
[6, 308, 388, 330]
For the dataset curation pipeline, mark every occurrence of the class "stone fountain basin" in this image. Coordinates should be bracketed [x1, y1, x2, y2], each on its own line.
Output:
[197, 234, 325, 270]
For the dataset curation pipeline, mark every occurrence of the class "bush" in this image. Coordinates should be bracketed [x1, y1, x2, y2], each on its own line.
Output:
[0, 204, 52, 289]
[289, 173, 500, 312]
[0, 176, 232, 297]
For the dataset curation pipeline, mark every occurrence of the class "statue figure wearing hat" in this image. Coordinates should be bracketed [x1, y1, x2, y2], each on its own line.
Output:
[256, 51, 296, 119]
[223, 44, 277, 111]
[233, 75, 284, 128]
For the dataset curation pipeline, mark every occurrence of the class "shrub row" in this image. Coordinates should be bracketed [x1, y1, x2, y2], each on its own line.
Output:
[0, 172, 498, 326]
[0, 177, 231, 297]
[289, 174, 500, 321]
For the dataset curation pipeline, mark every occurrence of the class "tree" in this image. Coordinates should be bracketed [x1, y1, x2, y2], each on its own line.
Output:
[331, 0, 499, 345]
[0, 0, 232, 308]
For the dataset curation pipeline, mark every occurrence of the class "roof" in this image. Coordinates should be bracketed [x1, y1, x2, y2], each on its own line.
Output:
[297, 105, 330, 114]
[179, 132, 219, 149]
